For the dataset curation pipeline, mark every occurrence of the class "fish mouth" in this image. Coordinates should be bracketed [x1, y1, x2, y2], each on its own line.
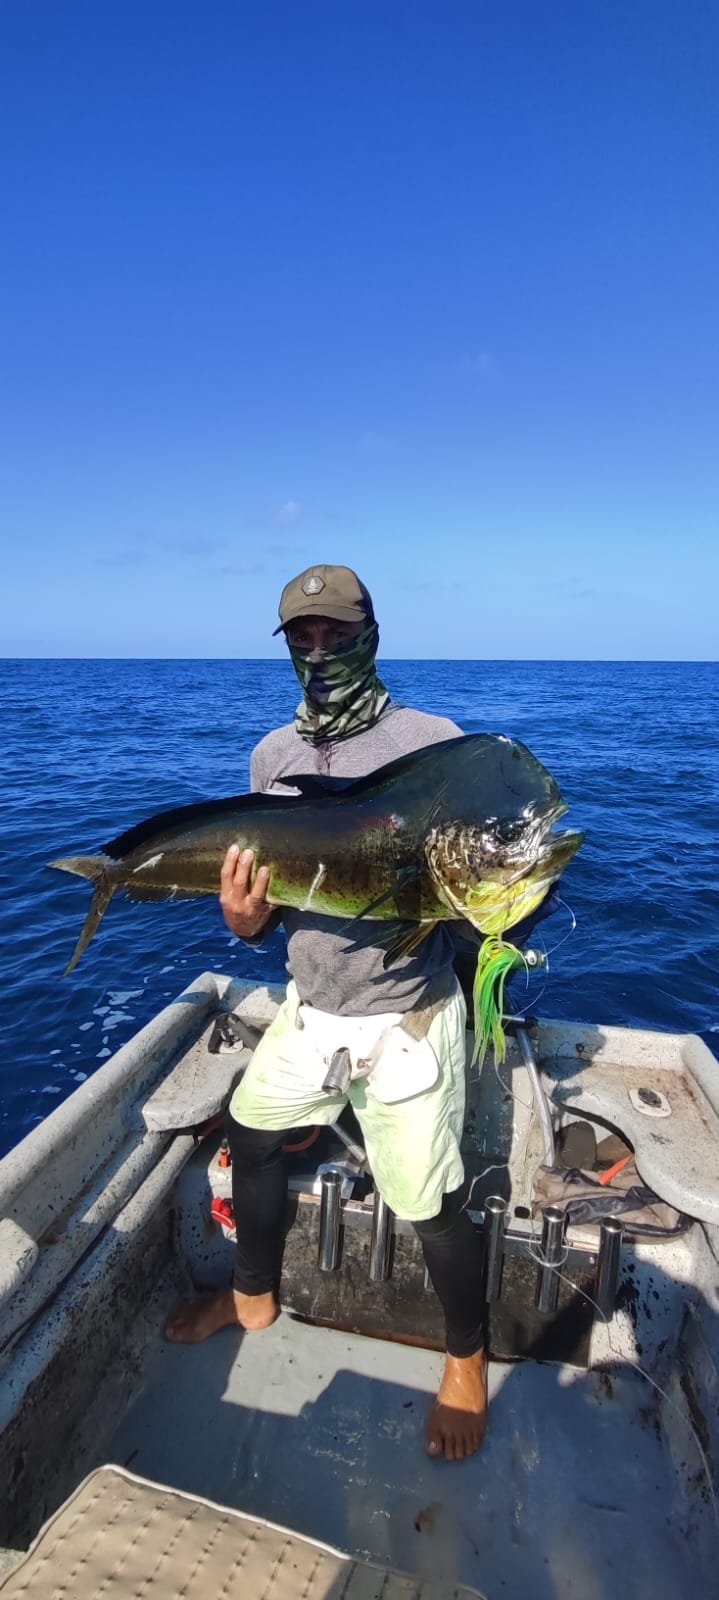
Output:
[490, 797, 569, 863]
[463, 827, 584, 937]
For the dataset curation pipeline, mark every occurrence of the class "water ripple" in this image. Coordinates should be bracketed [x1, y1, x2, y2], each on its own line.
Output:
[1, 658, 717, 1155]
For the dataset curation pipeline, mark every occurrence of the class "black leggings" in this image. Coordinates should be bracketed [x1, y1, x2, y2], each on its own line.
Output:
[228, 1118, 486, 1360]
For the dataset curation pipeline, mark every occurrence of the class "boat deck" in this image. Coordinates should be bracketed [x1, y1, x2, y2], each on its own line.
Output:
[102, 1310, 698, 1600]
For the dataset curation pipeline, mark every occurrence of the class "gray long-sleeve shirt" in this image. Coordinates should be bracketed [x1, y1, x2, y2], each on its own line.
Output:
[250, 701, 463, 1016]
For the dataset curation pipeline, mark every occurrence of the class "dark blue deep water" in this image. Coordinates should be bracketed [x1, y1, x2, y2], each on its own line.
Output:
[2, 659, 717, 1158]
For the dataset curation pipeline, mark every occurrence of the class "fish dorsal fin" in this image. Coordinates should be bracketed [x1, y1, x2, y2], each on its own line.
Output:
[102, 791, 268, 860]
[278, 773, 362, 796]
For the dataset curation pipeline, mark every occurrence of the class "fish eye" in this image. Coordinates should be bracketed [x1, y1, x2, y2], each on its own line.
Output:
[496, 819, 524, 844]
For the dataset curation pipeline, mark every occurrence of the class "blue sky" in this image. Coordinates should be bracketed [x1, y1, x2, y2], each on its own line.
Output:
[2, 2, 717, 659]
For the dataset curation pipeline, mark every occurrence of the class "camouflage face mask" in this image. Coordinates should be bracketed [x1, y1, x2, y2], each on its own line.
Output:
[290, 622, 390, 744]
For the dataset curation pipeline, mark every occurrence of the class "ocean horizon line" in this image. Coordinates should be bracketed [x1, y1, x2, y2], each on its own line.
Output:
[3, 655, 718, 667]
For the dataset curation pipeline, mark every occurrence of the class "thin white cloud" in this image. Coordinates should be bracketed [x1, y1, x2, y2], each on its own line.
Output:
[276, 500, 302, 525]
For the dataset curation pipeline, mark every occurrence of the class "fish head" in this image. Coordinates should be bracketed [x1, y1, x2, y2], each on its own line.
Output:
[425, 808, 584, 938]
[418, 733, 584, 937]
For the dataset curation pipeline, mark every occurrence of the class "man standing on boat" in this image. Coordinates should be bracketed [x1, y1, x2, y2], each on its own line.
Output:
[167, 564, 488, 1461]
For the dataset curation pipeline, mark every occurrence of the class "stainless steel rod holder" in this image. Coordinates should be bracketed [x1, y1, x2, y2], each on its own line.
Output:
[594, 1216, 623, 1321]
[535, 1204, 566, 1314]
[318, 1170, 342, 1272]
[368, 1190, 393, 1281]
[483, 1194, 508, 1303]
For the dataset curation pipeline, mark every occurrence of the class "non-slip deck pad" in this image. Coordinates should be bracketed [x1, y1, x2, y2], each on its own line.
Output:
[0, 1464, 484, 1600]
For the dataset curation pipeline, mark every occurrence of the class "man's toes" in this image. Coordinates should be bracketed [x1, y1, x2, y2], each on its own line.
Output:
[425, 1407, 444, 1457]
[465, 1422, 484, 1457]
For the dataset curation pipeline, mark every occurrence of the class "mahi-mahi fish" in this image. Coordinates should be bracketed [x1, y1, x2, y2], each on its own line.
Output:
[51, 734, 583, 993]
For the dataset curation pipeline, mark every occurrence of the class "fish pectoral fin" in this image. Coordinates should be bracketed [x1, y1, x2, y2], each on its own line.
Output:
[381, 922, 434, 968]
[338, 866, 420, 932]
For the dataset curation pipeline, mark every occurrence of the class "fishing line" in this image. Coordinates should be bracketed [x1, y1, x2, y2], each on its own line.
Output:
[519, 1144, 719, 1534]
[541, 893, 578, 962]
[475, 963, 718, 1531]
[468, 896, 715, 1521]
[490, 1050, 534, 1114]
[462, 1164, 508, 1211]
[523, 1238, 719, 1535]
[505, 894, 578, 1018]
[472, 1053, 715, 1525]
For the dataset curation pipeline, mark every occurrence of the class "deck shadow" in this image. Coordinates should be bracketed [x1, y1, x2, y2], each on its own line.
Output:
[105, 1310, 707, 1600]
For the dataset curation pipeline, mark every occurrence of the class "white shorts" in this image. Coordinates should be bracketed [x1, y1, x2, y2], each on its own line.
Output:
[229, 981, 468, 1222]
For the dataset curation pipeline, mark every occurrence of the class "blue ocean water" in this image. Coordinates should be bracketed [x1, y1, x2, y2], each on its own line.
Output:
[1, 659, 717, 1158]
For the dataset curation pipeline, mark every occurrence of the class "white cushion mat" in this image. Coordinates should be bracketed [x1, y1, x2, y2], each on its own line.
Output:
[0, 1464, 484, 1599]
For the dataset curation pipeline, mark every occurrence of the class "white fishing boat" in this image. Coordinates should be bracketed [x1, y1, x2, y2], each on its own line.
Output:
[0, 970, 717, 1598]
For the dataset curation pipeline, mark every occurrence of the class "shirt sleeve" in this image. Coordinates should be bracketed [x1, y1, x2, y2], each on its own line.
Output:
[249, 743, 266, 794]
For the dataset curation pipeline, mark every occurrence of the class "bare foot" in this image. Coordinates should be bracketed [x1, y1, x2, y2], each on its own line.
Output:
[165, 1287, 277, 1344]
[425, 1348, 488, 1461]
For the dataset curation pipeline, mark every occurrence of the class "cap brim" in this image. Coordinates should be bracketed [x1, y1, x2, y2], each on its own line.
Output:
[273, 601, 368, 636]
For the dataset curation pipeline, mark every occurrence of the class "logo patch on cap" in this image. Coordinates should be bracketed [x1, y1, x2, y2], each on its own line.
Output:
[302, 574, 325, 595]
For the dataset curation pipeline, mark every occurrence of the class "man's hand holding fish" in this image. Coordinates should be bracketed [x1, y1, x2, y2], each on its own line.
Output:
[220, 845, 273, 940]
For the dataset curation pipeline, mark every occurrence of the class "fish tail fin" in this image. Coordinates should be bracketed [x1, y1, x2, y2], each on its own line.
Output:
[50, 855, 117, 975]
[472, 938, 528, 1068]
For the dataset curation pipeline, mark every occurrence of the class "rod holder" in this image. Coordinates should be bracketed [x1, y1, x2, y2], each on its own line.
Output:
[368, 1190, 393, 1281]
[535, 1204, 566, 1314]
[318, 1170, 342, 1272]
[483, 1195, 508, 1303]
[594, 1216, 624, 1322]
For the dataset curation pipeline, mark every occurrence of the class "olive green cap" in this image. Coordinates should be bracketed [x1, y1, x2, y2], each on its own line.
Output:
[273, 564, 374, 635]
